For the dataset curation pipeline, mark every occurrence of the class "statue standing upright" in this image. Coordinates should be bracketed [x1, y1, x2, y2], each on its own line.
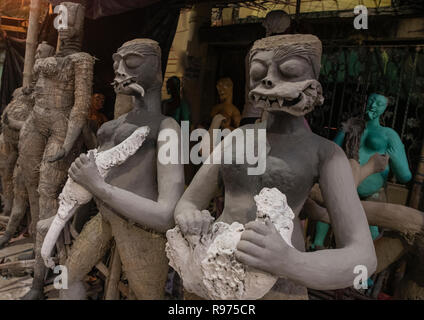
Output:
[19, 2, 94, 299]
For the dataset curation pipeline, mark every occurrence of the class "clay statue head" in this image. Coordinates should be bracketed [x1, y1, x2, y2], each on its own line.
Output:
[91, 93, 105, 111]
[166, 76, 181, 98]
[216, 77, 233, 103]
[248, 34, 324, 117]
[366, 93, 388, 121]
[35, 41, 55, 60]
[262, 10, 290, 37]
[112, 38, 162, 97]
[56, 2, 85, 55]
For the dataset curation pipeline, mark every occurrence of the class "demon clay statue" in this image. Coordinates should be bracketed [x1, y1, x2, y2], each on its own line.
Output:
[57, 39, 184, 300]
[173, 34, 377, 299]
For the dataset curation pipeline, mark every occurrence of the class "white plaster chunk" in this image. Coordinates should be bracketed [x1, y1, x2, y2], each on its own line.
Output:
[41, 126, 150, 268]
[166, 187, 294, 300]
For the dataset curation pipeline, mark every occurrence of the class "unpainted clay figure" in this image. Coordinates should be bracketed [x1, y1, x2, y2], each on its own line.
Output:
[18, 2, 94, 300]
[313, 93, 412, 248]
[58, 39, 184, 300]
[0, 42, 55, 249]
[0, 87, 34, 217]
[174, 34, 377, 299]
[210, 77, 241, 131]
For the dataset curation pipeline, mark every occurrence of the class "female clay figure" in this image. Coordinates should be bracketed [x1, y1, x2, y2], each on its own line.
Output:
[59, 39, 184, 299]
[0, 42, 55, 249]
[0, 87, 34, 218]
[313, 94, 412, 248]
[175, 35, 377, 299]
[19, 2, 94, 299]
[210, 77, 241, 131]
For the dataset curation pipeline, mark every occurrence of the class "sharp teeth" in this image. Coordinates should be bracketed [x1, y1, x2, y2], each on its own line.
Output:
[278, 97, 284, 106]
[254, 94, 259, 102]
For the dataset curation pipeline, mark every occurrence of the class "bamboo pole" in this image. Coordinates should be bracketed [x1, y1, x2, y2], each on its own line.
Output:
[409, 137, 424, 209]
[22, 0, 42, 87]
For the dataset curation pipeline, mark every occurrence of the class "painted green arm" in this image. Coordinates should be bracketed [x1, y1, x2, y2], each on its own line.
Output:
[386, 129, 412, 184]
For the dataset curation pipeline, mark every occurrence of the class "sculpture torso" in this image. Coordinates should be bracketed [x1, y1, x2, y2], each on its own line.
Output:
[32, 53, 90, 123]
[97, 107, 167, 206]
[219, 122, 332, 250]
[357, 124, 391, 197]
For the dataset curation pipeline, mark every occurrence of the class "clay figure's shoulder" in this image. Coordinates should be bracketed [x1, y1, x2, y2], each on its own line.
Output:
[382, 126, 402, 144]
[68, 52, 95, 65]
[310, 133, 344, 163]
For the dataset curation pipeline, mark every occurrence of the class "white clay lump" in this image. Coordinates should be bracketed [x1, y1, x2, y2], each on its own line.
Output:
[41, 126, 150, 268]
[166, 187, 294, 300]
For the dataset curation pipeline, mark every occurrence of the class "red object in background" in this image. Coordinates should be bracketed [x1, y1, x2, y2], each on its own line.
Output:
[378, 292, 393, 300]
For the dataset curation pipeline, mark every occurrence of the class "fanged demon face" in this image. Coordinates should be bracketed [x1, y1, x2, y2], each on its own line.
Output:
[248, 50, 324, 116]
[112, 45, 160, 97]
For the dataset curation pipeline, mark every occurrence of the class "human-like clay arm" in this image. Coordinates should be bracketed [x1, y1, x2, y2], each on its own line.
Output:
[3, 113, 25, 131]
[175, 137, 225, 234]
[386, 129, 412, 183]
[237, 144, 377, 290]
[69, 118, 184, 233]
[48, 55, 94, 162]
[352, 153, 389, 186]
[311, 153, 389, 206]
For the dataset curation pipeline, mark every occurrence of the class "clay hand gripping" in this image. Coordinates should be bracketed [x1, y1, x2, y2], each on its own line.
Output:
[166, 187, 294, 300]
[41, 126, 150, 269]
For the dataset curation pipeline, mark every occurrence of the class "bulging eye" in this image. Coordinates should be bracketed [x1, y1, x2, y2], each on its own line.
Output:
[279, 60, 305, 79]
[250, 61, 267, 81]
[124, 54, 143, 69]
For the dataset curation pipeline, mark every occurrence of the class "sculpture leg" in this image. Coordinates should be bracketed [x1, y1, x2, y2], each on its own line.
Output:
[61, 213, 112, 300]
[1, 142, 18, 216]
[105, 211, 169, 299]
[0, 165, 28, 249]
[21, 216, 55, 300]
[18, 115, 44, 237]
[24, 132, 71, 299]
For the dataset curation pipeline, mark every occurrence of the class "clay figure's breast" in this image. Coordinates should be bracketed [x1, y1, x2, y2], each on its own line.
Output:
[221, 127, 319, 211]
[33, 56, 76, 111]
[363, 130, 388, 153]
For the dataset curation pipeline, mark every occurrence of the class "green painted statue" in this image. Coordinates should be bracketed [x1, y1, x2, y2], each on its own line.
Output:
[313, 93, 412, 247]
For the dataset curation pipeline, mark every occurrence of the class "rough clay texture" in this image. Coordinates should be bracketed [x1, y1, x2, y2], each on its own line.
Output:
[41, 126, 150, 267]
[166, 187, 294, 300]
